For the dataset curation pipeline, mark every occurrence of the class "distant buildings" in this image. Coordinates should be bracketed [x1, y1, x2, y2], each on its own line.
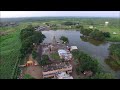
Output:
[0, 22, 18, 27]
[89, 25, 94, 29]
[34, 26, 49, 31]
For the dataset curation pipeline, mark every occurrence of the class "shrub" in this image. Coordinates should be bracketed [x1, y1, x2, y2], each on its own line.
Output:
[60, 36, 69, 43]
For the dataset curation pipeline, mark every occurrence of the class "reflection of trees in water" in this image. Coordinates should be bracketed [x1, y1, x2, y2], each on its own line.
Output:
[80, 35, 104, 46]
[105, 57, 120, 71]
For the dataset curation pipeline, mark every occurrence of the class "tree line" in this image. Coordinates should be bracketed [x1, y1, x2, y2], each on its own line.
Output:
[80, 28, 110, 41]
[18, 25, 46, 64]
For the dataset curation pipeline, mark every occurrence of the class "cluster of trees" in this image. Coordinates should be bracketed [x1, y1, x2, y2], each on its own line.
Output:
[62, 21, 79, 26]
[39, 55, 51, 66]
[60, 36, 69, 44]
[72, 50, 101, 74]
[19, 25, 46, 62]
[109, 44, 120, 65]
[80, 28, 110, 41]
[71, 50, 114, 79]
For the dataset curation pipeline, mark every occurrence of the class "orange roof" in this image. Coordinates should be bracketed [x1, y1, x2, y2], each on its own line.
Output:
[27, 61, 33, 64]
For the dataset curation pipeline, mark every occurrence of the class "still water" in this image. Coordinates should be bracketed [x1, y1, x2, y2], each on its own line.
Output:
[42, 30, 120, 78]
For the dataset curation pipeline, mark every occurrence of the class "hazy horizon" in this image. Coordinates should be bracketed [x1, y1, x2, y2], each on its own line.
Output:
[1, 11, 120, 18]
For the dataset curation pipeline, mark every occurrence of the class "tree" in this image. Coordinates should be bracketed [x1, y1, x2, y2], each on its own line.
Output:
[39, 55, 51, 66]
[75, 51, 101, 74]
[62, 21, 75, 26]
[60, 36, 69, 44]
[75, 24, 84, 29]
[103, 32, 111, 38]
[19, 25, 46, 64]
[89, 29, 105, 41]
[32, 50, 37, 59]
[109, 44, 120, 61]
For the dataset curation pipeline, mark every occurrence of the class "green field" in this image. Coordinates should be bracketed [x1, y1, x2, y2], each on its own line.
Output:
[0, 23, 30, 79]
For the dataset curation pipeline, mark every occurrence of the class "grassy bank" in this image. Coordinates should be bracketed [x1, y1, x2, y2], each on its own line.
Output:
[0, 24, 29, 79]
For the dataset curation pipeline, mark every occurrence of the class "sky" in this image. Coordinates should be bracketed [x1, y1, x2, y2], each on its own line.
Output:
[0, 11, 120, 18]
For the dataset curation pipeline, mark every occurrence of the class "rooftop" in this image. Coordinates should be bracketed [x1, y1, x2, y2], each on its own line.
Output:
[42, 62, 72, 72]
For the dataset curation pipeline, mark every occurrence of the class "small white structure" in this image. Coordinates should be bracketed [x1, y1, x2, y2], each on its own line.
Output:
[56, 72, 73, 79]
[105, 21, 109, 26]
[70, 46, 78, 51]
[113, 32, 117, 34]
[89, 25, 93, 29]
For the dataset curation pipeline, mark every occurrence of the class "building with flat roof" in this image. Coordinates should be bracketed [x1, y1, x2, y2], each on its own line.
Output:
[42, 62, 72, 78]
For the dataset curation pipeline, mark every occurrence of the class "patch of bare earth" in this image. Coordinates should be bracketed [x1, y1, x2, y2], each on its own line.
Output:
[22, 54, 43, 79]
[23, 65, 43, 79]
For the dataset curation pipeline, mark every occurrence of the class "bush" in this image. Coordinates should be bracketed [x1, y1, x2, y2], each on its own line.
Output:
[32, 50, 37, 59]
[103, 32, 111, 38]
[50, 53, 60, 60]
[62, 21, 75, 26]
[39, 55, 50, 66]
[60, 36, 69, 43]
[73, 51, 101, 74]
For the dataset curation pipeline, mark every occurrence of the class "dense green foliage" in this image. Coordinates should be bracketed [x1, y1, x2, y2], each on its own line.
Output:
[105, 44, 120, 70]
[103, 32, 111, 38]
[91, 73, 114, 79]
[19, 25, 46, 60]
[72, 50, 114, 79]
[72, 50, 101, 74]
[60, 36, 69, 43]
[32, 50, 38, 59]
[39, 55, 51, 66]
[62, 21, 78, 26]
[109, 44, 120, 61]
[50, 53, 60, 60]
[89, 29, 106, 41]
[80, 28, 93, 36]
[80, 28, 111, 41]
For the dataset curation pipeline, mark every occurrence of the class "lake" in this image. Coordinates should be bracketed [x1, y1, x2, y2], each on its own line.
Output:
[42, 30, 120, 79]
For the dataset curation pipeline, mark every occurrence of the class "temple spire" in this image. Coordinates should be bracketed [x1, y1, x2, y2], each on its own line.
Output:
[52, 36, 57, 45]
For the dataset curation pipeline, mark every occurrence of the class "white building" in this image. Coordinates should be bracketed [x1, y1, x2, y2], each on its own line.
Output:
[70, 46, 78, 51]
[105, 21, 109, 26]
[89, 25, 93, 29]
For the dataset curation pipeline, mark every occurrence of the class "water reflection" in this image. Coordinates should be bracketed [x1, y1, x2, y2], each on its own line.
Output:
[80, 36, 104, 46]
